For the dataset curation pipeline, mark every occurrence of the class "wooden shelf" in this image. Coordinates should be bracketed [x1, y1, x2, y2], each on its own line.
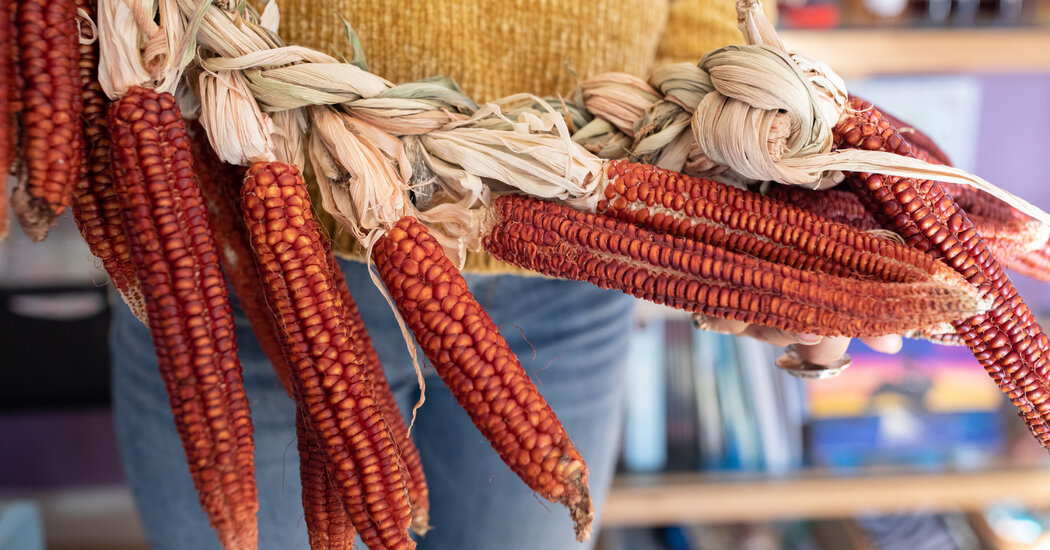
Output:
[779, 28, 1050, 78]
[603, 465, 1050, 526]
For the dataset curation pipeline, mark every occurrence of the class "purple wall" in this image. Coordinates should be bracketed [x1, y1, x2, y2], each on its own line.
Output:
[0, 408, 125, 488]
[976, 73, 1050, 312]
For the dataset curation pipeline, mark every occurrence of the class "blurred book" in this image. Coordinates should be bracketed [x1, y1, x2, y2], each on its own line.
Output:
[666, 318, 701, 470]
[805, 338, 1006, 469]
[694, 331, 806, 473]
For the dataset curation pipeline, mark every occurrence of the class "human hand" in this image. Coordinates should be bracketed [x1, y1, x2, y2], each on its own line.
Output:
[691, 315, 903, 377]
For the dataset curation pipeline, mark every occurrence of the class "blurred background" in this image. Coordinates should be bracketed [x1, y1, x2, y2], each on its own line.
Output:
[601, 2, 1050, 547]
[3, 1, 1050, 549]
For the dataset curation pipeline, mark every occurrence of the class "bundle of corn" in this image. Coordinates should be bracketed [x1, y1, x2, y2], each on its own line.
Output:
[2, 0, 1049, 548]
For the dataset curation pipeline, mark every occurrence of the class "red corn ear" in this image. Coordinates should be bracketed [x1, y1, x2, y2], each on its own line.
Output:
[69, 0, 147, 322]
[858, 97, 954, 167]
[108, 86, 258, 550]
[190, 133, 418, 544]
[768, 183, 1050, 270]
[241, 161, 415, 550]
[189, 134, 361, 548]
[485, 194, 986, 338]
[942, 180, 1031, 225]
[11, 0, 84, 241]
[325, 250, 431, 536]
[374, 216, 595, 541]
[296, 411, 356, 550]
[1002, 246, 1050, 283]
[765, 184, 880, 231]
[835, 98, 1050, 448]
[187, 123, 295, 392]
[597, 160, 952, 285]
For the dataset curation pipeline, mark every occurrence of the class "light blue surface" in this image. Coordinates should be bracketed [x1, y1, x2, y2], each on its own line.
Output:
[0, 502, 44, 550]
[110, 260, 635, 550]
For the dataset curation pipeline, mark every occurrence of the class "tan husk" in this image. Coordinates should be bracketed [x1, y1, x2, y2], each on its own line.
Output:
[197, 68, 276, 166]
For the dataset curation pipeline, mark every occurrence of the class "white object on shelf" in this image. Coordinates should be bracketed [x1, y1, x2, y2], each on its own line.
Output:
[621, 316, 667, 472]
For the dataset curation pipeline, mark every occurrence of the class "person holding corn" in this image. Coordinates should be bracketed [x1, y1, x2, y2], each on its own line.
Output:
[110, 0, 901, 548]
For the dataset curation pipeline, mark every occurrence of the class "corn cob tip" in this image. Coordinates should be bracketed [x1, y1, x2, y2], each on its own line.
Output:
[410, 509, 430, 537]
[10, 186, 56, 242]
[928, 266, 995, 317]
[569, 478, 593, 542]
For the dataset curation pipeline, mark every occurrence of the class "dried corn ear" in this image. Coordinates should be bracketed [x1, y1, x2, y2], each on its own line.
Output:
[241, 161, 415, 550]
[11, 0, 84, 241]
[487, 194, 986, 337]
[108, 87, 258, 550]
[374, 216, 594, 541]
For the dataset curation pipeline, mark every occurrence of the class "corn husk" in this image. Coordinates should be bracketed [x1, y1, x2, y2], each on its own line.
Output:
[580, 73, 660, 138]
[422, 99, 604, 209]
[573, 118, 632, 160]
[98, 0, 188, 97]
[310, 107, 410, 241]
[198, 68, 275, 166]
[648, 63, 713, 111]
[271, 108, 306, 169]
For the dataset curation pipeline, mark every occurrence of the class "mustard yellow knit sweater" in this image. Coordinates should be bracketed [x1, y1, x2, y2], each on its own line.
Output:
[278, 0, 776, 271]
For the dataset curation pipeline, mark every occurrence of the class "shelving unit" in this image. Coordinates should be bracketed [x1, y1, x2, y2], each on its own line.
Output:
[604, 464, 1050, 527]
[780, 28, 1050, 78]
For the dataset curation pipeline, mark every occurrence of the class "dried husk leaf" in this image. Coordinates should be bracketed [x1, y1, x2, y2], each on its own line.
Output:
[580, 74, 661, 137]
[310, 107, 409, 240]
[573, 118, 632, 160]
[198, 68, 276, 166]
[649, 63, 712, 110]
[271, 108, 306, 169]
[422, 102, 603, 208]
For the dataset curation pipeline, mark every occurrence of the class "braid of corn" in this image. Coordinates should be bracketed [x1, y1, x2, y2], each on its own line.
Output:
[108, 87, 258, 550]
[296, 411, 356, 550]
[597, 160, 946, 284]
[836, 98, 1050, 447]
[241, 161, 415, 550]
[373, 216, 594, 541]
[325, 250, 431, 536]
[69, 0, 147, 323]
[486, 194, 986, 337]
[11, 0, 84, 241]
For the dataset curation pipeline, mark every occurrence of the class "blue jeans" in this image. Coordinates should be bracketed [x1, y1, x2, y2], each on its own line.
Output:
[111, 260, 635, 549]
